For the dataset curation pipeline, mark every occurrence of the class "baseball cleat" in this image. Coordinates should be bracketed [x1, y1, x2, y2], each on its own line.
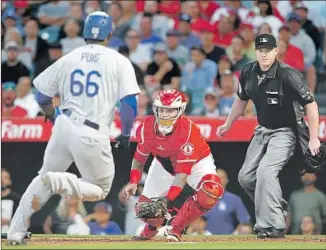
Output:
[8, 239, 26, 245]
[257, 228, 285, 239]
[164, 228, 181, 242]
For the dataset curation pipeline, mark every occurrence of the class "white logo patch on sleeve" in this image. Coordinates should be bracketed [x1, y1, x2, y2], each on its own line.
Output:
[181, 142, 195, 156]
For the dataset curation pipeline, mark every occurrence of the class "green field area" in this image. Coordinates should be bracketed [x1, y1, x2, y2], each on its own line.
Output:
[2, 235, 326, 249]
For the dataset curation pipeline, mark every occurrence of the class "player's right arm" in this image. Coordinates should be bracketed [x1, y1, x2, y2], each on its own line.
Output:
[123, 123, 150, 199]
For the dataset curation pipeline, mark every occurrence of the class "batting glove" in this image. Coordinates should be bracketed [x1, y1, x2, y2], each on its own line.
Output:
[115, 134, 130, 150]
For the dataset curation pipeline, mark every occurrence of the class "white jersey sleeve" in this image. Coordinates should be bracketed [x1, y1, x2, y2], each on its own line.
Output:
[118, 57, 141, 100]
[33, 59, 61, 97]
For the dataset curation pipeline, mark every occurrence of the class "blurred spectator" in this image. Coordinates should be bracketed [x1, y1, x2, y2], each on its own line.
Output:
[131, 0, 170, 40]
[4, 26, 23, 46]
[43, 196, 89, 235]
[14, 76, 41, 118]
[119, 1, 137, 25]
[213, 14, 235, 48]
[199, 24, 225, 64]
[205, 169, 251, 234]
[84, 0, 102, 16]
[3, 11, 19, 31]
[58, 3, 85, 40]
[287, 13, 317, 93]
[277, 1, 325, 30]
[158, 0, 180, 19]
[181, 46, 217, 115]
[34, 42, 63, 78]
[126, 29, 151, 72]
[277, 26, 304, 71]
[1, 22, 5, 50]
[198, 1, 220, 21]
[37, 0, 70, 28]
[139, 13, 163, 49]
[226, 35, 250, 71]
[166, 29, 189, 67]
[108, 2, 130, 41]
[136, 87, 150, 117]
[299, 215, 319, 235]
[181, 1, 210, 34]
[85, 202, 122, 235]
[201, 88, 220, 117]
[216, 55, 233, 86]
[178, 14, 202, 50]
[3, 27, 32, 69]
[118, 45, 144, 86]
[251, 0, 283, 38]
[239, 23, 256, 61]
[294, 3, 321, 51]
[1, 168, 21, 234]
[23, 17, 49, 72]
[186, 216, 212, 236]
[286, 173, 326, 235]
[219, 70, 236, 116]
[60, 18, 86, 55]
[1, 41, 30, 84]
[118, 173, 147, 235]
[257, 22, 272, 34]
[210, 0, 253, 24]
[145, 43, 181, 90]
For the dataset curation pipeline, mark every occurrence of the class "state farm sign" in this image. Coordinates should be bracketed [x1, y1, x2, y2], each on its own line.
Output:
[1, 116, 326, 142]
[2, 120, 43, 140]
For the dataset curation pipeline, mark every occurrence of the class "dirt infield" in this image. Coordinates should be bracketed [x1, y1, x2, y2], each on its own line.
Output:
[7, 235, 325, 245]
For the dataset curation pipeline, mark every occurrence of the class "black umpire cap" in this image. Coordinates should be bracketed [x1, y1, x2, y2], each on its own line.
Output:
[255, 33, 277, 50]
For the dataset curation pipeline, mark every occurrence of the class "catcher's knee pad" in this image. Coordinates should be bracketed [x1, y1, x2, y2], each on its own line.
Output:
[195, 174, 224, 210]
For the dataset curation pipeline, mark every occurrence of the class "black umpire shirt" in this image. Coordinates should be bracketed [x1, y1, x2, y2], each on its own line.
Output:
[237, 60, 314, 129]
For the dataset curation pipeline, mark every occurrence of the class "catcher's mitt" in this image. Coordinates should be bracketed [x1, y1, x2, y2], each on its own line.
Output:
[135, 198, 168, 219]
[303, 142, 326, 175]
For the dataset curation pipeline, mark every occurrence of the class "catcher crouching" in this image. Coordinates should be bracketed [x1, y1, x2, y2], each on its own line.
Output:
[123, 90, 224, 242]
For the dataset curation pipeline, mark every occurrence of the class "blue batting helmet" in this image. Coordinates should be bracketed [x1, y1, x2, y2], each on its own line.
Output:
[83, 11, 112, 41]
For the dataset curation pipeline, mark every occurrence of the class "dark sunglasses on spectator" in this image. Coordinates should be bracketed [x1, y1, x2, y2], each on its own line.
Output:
[127, 36, 139, 39]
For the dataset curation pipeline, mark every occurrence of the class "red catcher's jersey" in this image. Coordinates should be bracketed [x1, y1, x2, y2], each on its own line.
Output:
[134, 116, 211, 175]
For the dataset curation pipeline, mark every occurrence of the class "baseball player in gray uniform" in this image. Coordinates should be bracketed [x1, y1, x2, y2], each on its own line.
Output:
[7, 11, 140, 245]
[217, 33, 321, 238]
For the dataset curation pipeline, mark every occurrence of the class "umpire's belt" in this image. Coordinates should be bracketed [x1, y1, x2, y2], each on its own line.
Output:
[63, 109, 99, 130]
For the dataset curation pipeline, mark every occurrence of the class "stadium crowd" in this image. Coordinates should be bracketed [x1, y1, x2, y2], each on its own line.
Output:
[1, 0, 326, 237]
[1, 0, 326, 118]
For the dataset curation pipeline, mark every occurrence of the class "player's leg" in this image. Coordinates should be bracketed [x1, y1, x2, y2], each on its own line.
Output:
[255, 128, 296, 238]
[165, 154, 224, 241]
[238, 126, 266, 201]
[135, 158, 174, 240]
[8, 116, 73, 243]
[41, 116, 114, 202]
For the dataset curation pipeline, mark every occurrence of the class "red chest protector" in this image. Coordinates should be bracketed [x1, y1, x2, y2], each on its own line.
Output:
[142, 116, 191, 174]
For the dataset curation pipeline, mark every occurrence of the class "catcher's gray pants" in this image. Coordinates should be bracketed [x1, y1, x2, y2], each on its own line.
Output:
[238, 125, 296, 230]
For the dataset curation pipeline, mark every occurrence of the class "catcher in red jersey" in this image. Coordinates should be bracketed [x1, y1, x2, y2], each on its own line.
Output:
[123, 89, 224, 242]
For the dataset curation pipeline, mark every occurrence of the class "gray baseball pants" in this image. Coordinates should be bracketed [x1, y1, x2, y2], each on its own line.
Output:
[238, 125, 296, 230]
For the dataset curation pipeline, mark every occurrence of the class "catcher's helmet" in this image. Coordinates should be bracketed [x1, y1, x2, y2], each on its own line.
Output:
[303, 142, 326, 174]
[83, 11, 112, 41]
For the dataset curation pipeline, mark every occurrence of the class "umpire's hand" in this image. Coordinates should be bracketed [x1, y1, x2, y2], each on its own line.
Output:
[217, 123, 231, 137]
[115, 134, 130, 150]
[309, 138, 321, 156]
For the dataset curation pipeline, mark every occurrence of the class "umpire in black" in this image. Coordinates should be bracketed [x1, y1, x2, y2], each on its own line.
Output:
[217, 33, 321, 238]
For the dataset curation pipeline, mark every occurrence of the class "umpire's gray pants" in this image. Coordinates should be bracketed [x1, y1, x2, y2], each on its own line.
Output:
[238, 125, 296, 230]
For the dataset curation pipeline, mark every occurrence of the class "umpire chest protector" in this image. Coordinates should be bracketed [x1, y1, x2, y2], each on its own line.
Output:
[239, 60, 313, 129]
[239, 60, 315, 172]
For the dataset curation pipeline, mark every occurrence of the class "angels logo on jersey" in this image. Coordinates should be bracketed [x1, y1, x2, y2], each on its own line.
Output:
[181, 142, 195, 156]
